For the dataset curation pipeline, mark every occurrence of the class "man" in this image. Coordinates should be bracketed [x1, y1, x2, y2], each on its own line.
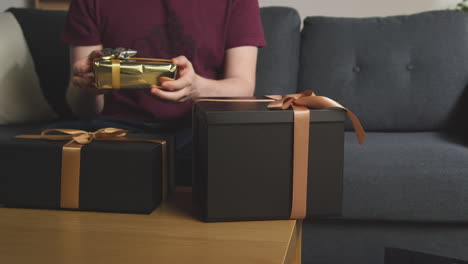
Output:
[62, 0, 266, 184]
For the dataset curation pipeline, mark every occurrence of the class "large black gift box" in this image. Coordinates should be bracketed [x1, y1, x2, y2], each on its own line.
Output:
[0, 133, 174, 214]
[193, 100, 347, 222]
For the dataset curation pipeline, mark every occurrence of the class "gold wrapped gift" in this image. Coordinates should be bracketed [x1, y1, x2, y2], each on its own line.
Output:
[94, 48, 178, 90]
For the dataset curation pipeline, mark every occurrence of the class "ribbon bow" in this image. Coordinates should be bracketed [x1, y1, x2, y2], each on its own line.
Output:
[101, 47, 138, 60]
[35, 128, 129, 145]
[266, 90, 366, 145]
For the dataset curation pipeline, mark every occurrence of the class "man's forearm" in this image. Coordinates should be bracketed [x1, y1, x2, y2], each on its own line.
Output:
[194, 75, 255, 98]
[66, 82, 104, 119]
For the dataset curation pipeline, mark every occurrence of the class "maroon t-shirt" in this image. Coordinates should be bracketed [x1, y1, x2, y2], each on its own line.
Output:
[62, 0, 266, 121]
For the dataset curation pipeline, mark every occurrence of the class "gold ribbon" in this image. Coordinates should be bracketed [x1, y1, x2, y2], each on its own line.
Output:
[195, 90, 366, 219]
[111, 59, 120, 89]
[16, 128, 168, 209]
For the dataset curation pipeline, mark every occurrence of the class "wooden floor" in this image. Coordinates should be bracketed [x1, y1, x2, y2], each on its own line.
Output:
[0, 189, 301, 264]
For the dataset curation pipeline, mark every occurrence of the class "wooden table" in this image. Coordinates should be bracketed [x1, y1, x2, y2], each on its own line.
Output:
[0, 189, 302, 264]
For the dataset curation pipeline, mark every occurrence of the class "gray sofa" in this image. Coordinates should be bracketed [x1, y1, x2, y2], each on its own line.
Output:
[1, 7, 468, 264]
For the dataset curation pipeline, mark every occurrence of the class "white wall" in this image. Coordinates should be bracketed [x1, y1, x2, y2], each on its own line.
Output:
[260, 0, 460, 18]
[0, 0, 462, 17]
[1, 0, 32, 11]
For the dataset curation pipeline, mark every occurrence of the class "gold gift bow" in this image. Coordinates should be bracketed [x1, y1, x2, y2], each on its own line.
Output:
[16, 128, 168, 209]
[195, 90, 366, 219]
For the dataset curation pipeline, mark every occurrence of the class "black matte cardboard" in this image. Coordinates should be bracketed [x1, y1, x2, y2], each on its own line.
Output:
[193, 100, 346, 222]
[0, 133, 174, 214]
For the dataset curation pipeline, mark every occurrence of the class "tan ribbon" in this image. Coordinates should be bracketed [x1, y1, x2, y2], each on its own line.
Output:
[16, 128, 168, 209]
[195, 90, 366, 219]
[265, 91, 366, 219]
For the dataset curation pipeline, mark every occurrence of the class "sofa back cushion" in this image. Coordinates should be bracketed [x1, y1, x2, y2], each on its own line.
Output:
[0, 12, 58, 124]
[8, 8, 74, 120]
[256, 7, 301, 96]
[299, 10, 468, 131]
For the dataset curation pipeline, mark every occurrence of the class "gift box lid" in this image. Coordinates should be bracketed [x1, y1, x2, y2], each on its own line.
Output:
[194, 99, 346, 124]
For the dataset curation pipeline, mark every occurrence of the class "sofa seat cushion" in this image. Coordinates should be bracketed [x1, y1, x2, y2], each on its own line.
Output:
[342, 132, 468, 222]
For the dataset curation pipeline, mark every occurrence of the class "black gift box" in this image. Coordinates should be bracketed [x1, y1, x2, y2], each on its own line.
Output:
[0, 133, 174, 214]
[193, 100, 346, 222]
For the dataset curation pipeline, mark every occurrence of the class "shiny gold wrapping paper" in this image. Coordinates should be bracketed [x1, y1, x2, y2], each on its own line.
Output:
[94, 58, 178, 90]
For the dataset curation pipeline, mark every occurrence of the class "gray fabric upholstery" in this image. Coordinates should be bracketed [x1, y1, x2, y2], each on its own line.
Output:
[302, 220, 468, 264]
[256, 7, 301, 96]
[341, 132, 468, 222]
[299, 10, 468, 132]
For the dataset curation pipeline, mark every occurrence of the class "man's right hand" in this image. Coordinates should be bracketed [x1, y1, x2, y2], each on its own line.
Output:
[67, 45, 105, 118]
[71, 49, 104, 94]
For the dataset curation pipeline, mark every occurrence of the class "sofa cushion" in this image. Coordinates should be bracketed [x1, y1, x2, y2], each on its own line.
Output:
[256, 7, 301, 96]
[8, 8, 74, 120]
[299, 10, 468, 131]
[0, 12, 58, 125]
[341, 132, 468, 222]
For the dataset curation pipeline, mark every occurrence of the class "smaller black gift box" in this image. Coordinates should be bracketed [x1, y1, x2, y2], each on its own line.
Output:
[0, 132, 174, 214]
[193, 99, 347, 222]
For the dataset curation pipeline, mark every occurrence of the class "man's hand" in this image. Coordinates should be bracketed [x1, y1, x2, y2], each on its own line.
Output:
[71, 49, 104, 94]
[149, 56, 199, 103]
[67, 45, 104, 119]
[149, 46, 258, 103]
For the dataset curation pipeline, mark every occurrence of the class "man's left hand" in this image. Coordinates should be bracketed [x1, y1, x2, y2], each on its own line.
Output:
[149, 56, 199, 103]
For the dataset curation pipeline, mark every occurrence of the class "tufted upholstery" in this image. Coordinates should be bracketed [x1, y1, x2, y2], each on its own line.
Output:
[299, 10, 468, 132]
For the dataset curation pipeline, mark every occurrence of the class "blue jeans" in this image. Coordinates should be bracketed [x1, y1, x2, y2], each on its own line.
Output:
[44, 116, 193, 186]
